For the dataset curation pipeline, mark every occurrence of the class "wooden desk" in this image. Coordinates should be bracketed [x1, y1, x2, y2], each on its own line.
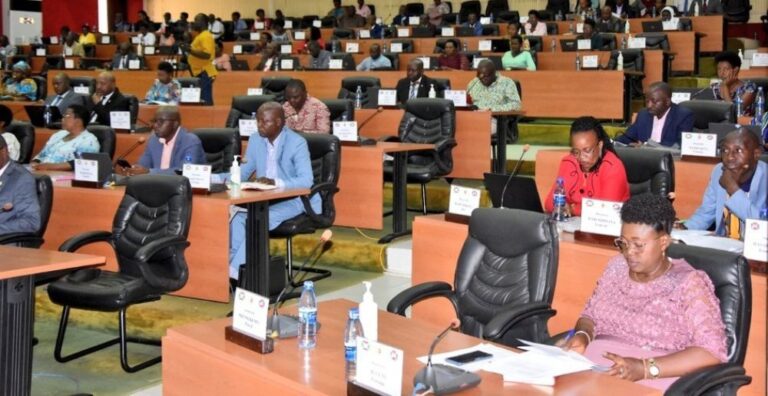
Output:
[410, 215, 766, 396]
[0, 246, 104, 395]
[162, 299, 660, 395]
[42, 176, 307, 302]
[627, 15, 724, 53]
[536, 50, 665, 92]
[534, 149, 713, 219]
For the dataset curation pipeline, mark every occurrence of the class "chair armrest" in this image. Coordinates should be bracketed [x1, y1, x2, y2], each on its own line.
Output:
[58, 231, 113, 252]
[483, 301, 556, 341]
[377, 135, 400, 142]
[386, 281, 455, 316]
[432, 137, 458, 174]
[0, 232, 43, 247]
[134, 236, 191, 262]
[666, 363, 751, 395]
[299, 182, 339, 221]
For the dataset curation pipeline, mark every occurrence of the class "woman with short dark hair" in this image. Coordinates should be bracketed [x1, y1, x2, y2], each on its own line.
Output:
[31, 104, 99, 170]
[713, 51, 757, 116]
[437, 39, 469, 70]
[0, 104, 19, 161]
[145, 61, 182, 104]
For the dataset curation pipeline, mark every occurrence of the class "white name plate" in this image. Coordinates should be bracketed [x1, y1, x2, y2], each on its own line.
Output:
[390, 42, 403, 53]
[35, 48, 46, 56]
[582, 55, 599, 68]
[247, 88, 263, 96]
[182, 163, 212, 190]
[752, 53, 768, 67]
[418, 56, 431, 69]
[64, 59, 75, 69]
[628, 37, 646, 49]
[109, 111, 131, 130]
[478, 40, 492, 51]
[377, 89, 397, 106]
[448, 185, 481, 217]
[580, 198, 623, 237]
[279, 58, 294, 70]
[233, 45, 243, 54]
[239, 119, 259, 137]
[250, 32, 260, 40]
[254, 22, 265, 30]
[232, 287, 270, 340]
[444, 90, 467, 107]
[359, 30, 371, 39]
[577, 39, 591, 50]
[441, 27, 454, 37]
[294, 31, 306, 40]
[408, 17, 420, 25]
[345, 42, 360, 53]
[332, 121, 359, 142]
[671, 92, 690, 104]
[398, 28, 410, 37]
[128, 59, 141, 69]
[180, 87, 201, 103]
[329, 59, 344, 70]
[312, 20, 322, 28]
[743, 219, 768, 262]
[472, 57, 487, 69]
[73, 86, 90, 95]
[681, 132, 717, 157]
[280, 44, 292, 54]
[74, 159, 99, 182]
[355, 338, 403, 396]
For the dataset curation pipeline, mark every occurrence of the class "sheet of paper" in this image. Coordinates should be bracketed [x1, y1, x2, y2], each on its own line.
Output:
[670, 230, 744, 253]
[417, 343, 517, 372]
[241, 181, 277, 190]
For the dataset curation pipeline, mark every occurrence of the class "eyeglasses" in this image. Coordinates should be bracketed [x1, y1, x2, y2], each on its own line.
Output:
[62, 114, 74, 119]
[613, 237, 661, 253]
[570, 143, 600, 159]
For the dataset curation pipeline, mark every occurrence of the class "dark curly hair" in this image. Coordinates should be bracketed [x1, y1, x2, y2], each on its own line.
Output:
[570, 116, 616, 171]
[620, 193, 676, 234]
[714, 51, 741, 69]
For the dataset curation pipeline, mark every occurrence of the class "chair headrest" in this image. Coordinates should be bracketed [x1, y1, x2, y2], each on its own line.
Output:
[126, 174, 191, 208]
[404, 98, 454, 119]
[469, 208, 555, 257]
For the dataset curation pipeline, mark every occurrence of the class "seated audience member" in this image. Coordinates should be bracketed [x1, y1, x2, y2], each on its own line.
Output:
[208, 14, 225, 40]
[45, 72, 91, 114]
[254, 9, 273, 31]
[0, 105, 20, 161]
[338, 6, 367, 28]
[307, 41, 331, 70]
[283, 79, 331, 134]
[110, 42, 141, 70]
[232, 12, 248, 32]
[78, 25, 97, 46]
[145, 62, 182, 104]
[396, 59, 442, 104]
[507, 21, 522, 36]
[417, 15, 438, 37]
[597, 6, 623, 32]
[275, 9, 286, 21]
[302, 27, 326, 53]
[58, 26, 72, 45]
[229, 102, 320, 280]
[616, 82, 693, 147]
[135, 10, 154, 31]
[328, 0, 345, 19]
[467, 59, 521, 112]
[712, 51, 756, 116]
[578, 19, 603, 50]
[213, 43, 232, 72]
[370, 18, 387, 39]
[159, 29, 176, 47]
[438, 39, 469, 70]
[544, 116, 630, 216]
[639, 0, 660, 17]
[257, 42, 280, 71]
[0, 134, 40, 234]
[0, 35, 16, 66]
[112, 12, 131, 32]
[270, 19, 291, 44]
[0, 61, 37, 101]
[356, 44, 392, 71]
[137, 23, 157, 47]
[525, 10, 548, 36]
[90, 71, 131, 125]
[392, 5, 409, 25]
[175, 12, 190, 35]
[683, 129, 767, 238]
[574, 0, 597, 18]
[116, 106, 205, 176]
[502, 35, 537, 71]
[32, 104, 99, 170]
[156, 12, 174, 35]
[461, 13, 483, 36]
[356, 0, 373, 20]
[687, 0, 723, 15]
[254, 32, 273, 54]
[427, 0, 451, 26]
[62, 32, 85, 57]
[560, 193, 727, 392]
[612, 0, 635, 18]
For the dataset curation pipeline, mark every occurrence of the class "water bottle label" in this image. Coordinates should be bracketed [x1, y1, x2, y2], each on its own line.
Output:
[345, 344, 356, 362]
[554, 193, 566, 207]
[300, 309, 317, 325]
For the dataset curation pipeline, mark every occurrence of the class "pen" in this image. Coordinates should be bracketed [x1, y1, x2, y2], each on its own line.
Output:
[564, 329, 576, 342]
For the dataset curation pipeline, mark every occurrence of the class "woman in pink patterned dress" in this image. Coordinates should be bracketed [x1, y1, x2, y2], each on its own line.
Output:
[561, 193, 728, 391]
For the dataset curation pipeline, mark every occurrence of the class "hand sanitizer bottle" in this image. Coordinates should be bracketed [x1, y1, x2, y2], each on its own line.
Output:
[230, 155, 241, 186]
[358, 281, 378, 341]
[428, 84, 436, 98]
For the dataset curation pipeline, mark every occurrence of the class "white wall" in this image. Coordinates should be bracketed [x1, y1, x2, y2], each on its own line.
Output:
[9, 10, 42, 45]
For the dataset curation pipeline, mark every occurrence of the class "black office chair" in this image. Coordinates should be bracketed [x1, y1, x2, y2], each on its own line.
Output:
[411, 27, 436, 38]
[527, 36, 543, 52]
[276, 55, 301, 71]
[176, 77, 200, 88]
[337, 77, 381, 109]
[269, 133, 341, 291]
[546, 22, 560, 35]
[225, 95, 277, 128]
[32, 76, 47, 101]
[390, 39, 415, 53]
[638, 33, 671, 51]
[125, 94, 140, 130]
[86, 125, 116, 159]
[598, 33, 617, 50]
[190, 128, 241, 173]
[230, 57, 250, 71]
[6, 121, 35, 164]
[607, 49, 645, 99]
[332, 28, 355, 39]
[433, 39, 451, 53]
[664, 244, 752, 395]
[301, 15, 319, 29]
[495, 10, 520, 23]
[459, 0, 482, 21]
[98, 35, 114, 44]
[321, 16, 335, 28]
[405, 2, 425, 16]
[378, 53, 399, 70]
[326, 53, 354, 70]
[70, 76, 96, 95]
[456, 26, 476, 37]
[383, 98, 457, 215]
[431, 78, 451, 92]
[321, 99, 354, 122]
[481, 24, 500, 36]
[47, 175, 192, 373]
[723, 0, 751, 23]
[486, 0, 510, 16]
[678, 17, 693, 31]
[388, 208, 559, 346]
[615, 147, 675, 198]
[678, 100, 735, 131]
[261, 76, 293, 103]
[0, 174, 52, 248]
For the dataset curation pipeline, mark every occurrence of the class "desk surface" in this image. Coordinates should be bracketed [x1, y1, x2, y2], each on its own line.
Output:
[163, 298, 660, 395]
[0, 245, 105, 280]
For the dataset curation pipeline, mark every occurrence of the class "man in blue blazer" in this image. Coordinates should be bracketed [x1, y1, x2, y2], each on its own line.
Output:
[0, 135, 40, 235]
[229, 102, 320, 279]
[616, 82, 694, 147]
[684, 129, 767, 238]
[115, 106, 206, 175]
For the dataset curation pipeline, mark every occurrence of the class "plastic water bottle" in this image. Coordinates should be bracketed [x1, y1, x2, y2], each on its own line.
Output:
[298, 280, 318, 350]
[43, 105, 52, 126]
[551, 38, 556, 52]
[382, 43, 388, 53]
[760, 207, 768, 220]
[462, 41, 468, 52]
[551, 177, 569, 222]
[251, 111, 257, 120]
[354, 85, 363, 110]
[621, 35, 628, 49]
[428, 84, 436, 98]
[617, 52, 624, 71]
[183, 154, 193, 165]
[735, 95, 743, 117]
[344, 307, 365, 381]
[575, 56, 581, 71]
[754, 87, 764, 121]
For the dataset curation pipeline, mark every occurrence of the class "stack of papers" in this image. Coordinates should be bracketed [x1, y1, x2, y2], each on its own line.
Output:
[671, 230, 744, 253]
[240, 181, 277, 191]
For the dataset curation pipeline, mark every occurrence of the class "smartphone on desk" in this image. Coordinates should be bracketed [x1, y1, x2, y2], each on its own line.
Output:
[445, 350, 493, 366]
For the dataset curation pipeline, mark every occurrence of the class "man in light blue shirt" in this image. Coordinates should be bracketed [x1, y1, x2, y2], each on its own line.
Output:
[356, 44, 392, 71]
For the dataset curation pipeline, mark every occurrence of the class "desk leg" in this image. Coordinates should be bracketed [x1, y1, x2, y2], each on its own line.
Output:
[495, 115, 515, 174]
[0, 276, 34, 396]
[379, 152, 411, 244]
[243, 202, 270, 296]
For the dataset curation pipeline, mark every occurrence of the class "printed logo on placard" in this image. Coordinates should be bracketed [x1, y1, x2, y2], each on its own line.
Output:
[752, 222, 760, 230]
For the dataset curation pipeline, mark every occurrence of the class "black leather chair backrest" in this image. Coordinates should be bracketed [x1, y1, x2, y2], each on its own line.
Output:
[486, 0, 510, 15]
[433, 39, 450, 53]
[405, 2, 425, 16]
[34, 174, 53, 239]
[456, 208, 559, 344]
[431, 78, 451, 92]
[329, 53, 356, 70]
[301, 15, 319, 29]
[678, 100, 735, 131]
[231, 59, 250, 71]
[457, 26, 476, 37]
[391, 39, 414, 53]
[546, 22, 559, 35]
[124, 94, 139, 125]
[496, 10, 519, 23]
[332, 28, 355, 39]
[411, 27, 436, 38]
[114, 174, 192, 290]
[368, 4, 376, 16]
[225, 94, 277, 128]
[666, 244, 751, 365]
[379, 53, 399, 70]
[400, 98, 456, 177]
[638, 33, 670, 51]
[86, 125, 116, 159]
[176, 77, 200, 88]
[678, 17, 692, 31]
[615, 147, 675, 197]
[537, 9, 553, 20]
[481, 24, 500, 36]
[527, 36, 543, 52]
[297, 132, 342, 228]
[338, 77, 381, 108]
[6, 121, 35, 164]
[70, 76, 96, 95]
[608, 49, 644, 71]
[190, 128, 241, 173]
[723, 0, 751, 23]
[459, 0, 482, 21]
[321, 99, 354, 122]
[599, 33, 617, 50]
[321, 16, 335, 28]
[32, 76, 47, 101]
[261, 76, 293, 103]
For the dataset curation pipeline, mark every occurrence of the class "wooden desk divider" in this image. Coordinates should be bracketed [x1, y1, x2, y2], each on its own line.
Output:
[573, 230, 618, 248]
[444, 212, 470, 225]
[680, 155, 720, 164]
[347, 381, 381, 396]
[224, 325, 274, 354]
[71, 180, 102, 189]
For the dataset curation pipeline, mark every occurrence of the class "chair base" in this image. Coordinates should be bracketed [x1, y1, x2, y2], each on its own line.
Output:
[54, 306, 161, 373]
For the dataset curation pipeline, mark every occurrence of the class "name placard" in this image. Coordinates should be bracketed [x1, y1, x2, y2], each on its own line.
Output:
[74, 159, 99, 182]
[284, 20, 293, 29]
[628, 37, 646, 49]
[752, 53, 768, 67]
[182, 163, 212, 190]
[180, 87, 201, 103]
[377, 89, 397, 106]
[131, 36, 141, 44]
[472, 57, 487, 69]
[73, 86, 90, 95]
[662, 19, 679, 31]
[239, 119, 259, 137]
[128, 59, 141, 70]
[355, 338, 403, 396]
[64, 59, 75, 69]
[50, 36, 59, 44]
[232, 287, 270, 340]
[250, 32, 260, 40]
[441, 27, 454, 37]
[671, 92, 690, 104]
[254, 22, 265, 30]
[247, 88, 263, 96]
[35, 48, 46, 56]
[408, 17, 420, 25]
[109, 111, 131, 130]
[398, 28, 410, 37]
[312, 20, 322, 28]
[582, 55, 599, 68]
[743, 219, 768, 262]
[279, 58, 294, 70]
[478, 40, 492, 51]
[329, 59, 344, 70]
[580, 198, 623, 236]
[390, 42, 403, 53]
[101, 36, 110, 44]
[233, 45, 243, 54]
[444, 90, 467, 107]
[345, 42, 360, 53]
[681, 132, 717, 157]
[280, 44, 292, 54]
[448, 185, 481, 217]
[418, 56, 431, 69]
[64, 47, 73, 56]
[359, 30, 371, 39]
[294, 31, 306, 40]
[576, 23, 584, 33]
[577, 39, 591, 50]
[332, 121, 359, 142]
[144, 46, 155, 55]
[480, 17, 491, 24]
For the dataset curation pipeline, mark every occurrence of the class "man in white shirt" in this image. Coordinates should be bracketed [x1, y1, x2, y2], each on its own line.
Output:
[427, 0, 451, 26]
[208, 13, 225, 40]
[137, 24, 156, 47]
[356, 44, 392, 71]
[524, 10, 548, 35]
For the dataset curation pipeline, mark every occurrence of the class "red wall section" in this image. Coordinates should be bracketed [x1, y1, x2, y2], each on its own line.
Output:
[42, 0, 98, 37]
[126, 0, 144, 24]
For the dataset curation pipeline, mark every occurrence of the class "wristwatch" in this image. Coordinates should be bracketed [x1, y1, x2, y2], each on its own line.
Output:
[647, 358, 661, 379]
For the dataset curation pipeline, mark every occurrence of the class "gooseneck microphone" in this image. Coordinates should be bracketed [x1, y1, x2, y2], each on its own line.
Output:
[357, 106, 384, 130]
[113, 136, 147, 165]
[413, 319, 482, 395]
[499, 144, 530, 208]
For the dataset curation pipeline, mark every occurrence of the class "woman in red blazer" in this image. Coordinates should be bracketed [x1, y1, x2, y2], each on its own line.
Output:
[544, 116, 630, 216]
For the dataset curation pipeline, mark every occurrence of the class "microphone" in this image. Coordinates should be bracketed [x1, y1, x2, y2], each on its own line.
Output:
[499, 144, 530, 209]
[689, 85, 715, 100]
[113, 136, 147, 165]
[269, 229, 332, 339]
[413, 319, 481, 394]
[357, 106, 384, 131]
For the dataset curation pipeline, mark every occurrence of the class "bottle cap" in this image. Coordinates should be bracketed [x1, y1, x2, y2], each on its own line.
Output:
[303, 280, 314, 289]
[349, 307, 359, 318]
[362, 281, 374, 302]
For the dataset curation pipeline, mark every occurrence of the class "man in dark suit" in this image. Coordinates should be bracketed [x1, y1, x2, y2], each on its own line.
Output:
[0, 134, 40, 235]
[611, 0, 637, 18]
[597, 6, 623, 32]
[686, 0, 723, 15]
[110, 42, 141, 70]
[44, 72, 90, 115]
[616, 82, 694, 147]
[395, 59, 444, 105]
[90, 71, 131, 126]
